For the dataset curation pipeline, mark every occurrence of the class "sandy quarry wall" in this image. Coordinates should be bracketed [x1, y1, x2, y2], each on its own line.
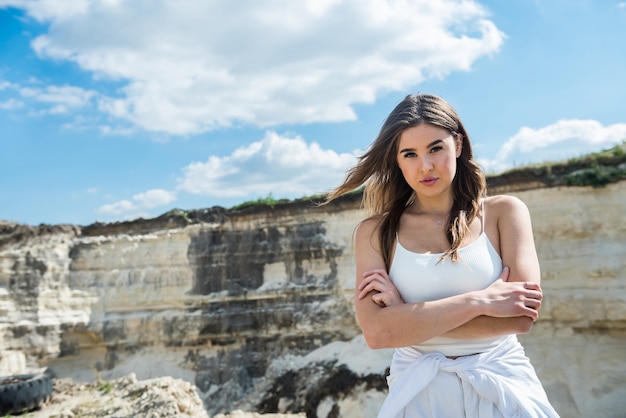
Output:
[1, 182, 624, 417]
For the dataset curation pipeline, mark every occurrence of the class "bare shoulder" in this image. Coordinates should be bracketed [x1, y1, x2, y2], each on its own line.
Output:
[486, 195, 539, 282]
[484, 195, 533, 236]
[355, 215, 383, 239]
[485, 195, 530, 218]
[354, 215, 384, 251]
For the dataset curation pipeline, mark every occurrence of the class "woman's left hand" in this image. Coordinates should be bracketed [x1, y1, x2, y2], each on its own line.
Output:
[357, 269, 404, 307]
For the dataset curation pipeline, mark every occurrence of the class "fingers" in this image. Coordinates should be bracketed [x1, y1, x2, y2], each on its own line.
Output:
[359, 269, 389, 287]
[522, 281, 542, 292]
[519, 282, 543, 305]
[521, 305, 539, 321]
[523, 295, 542, 310]
[483, 276, 544, 320]
[501, 265, 542, 294]
[522, 287, 542, 301]
[357, 277, 386, 299]
[521, 286, 543, 321]
[357, 269, 391, 300]
[357, 269, 404, 307]
[371, 293, 387, 307]
[357, 269, 388, 290]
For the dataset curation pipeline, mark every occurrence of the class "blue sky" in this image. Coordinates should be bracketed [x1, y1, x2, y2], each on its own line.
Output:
[1, 0, 625, 226]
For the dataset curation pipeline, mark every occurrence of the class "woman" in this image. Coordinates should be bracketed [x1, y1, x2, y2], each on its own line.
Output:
[325, 94, 558, 417]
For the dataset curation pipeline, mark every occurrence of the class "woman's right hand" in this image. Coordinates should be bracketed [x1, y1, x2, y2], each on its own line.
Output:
[476, 266, 543, 321]
[357, 268, 405, 307]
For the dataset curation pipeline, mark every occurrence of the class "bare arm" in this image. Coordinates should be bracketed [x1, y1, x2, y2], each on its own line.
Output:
[440, 196, 542, 338]
[495, 195, 541, 285]
[354, 213, 542, 349]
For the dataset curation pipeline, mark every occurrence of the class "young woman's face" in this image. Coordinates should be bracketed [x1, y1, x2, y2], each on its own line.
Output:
[396, 123, 462, 197]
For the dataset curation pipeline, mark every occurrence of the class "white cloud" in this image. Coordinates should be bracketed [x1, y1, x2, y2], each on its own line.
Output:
[133, 189, 176, 208]
[0, 81, 25, 110]
[98, 125, 135, 136]
[94, 131, 356, 221]
[0, 0, 90, 22]
[0, 99, 24, 110]
[0, 81, 97, 121]
[0, 81, 16, 90]
[480, 119, 626, 173]
[178, 131, 358, 198]
[97, 189, 177, 217]
[96, 199, 135, 216]
[15, 84, 96, 114]
[7, 0, 504, 135]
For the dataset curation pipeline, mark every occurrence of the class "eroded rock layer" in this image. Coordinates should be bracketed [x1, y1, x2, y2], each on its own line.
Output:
[1, 183, 625, 418]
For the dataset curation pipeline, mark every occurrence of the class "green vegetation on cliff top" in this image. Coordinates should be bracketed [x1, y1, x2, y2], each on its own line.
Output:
[73, 142, 625, 231]
[231, 142, 626, 211]
[487, 141, 626, 190]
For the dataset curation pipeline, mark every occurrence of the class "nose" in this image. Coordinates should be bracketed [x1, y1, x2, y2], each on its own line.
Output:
[418, 155, 433, 172]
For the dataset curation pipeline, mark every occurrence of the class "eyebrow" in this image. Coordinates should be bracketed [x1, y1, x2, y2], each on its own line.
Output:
[399, 139, 445, 154]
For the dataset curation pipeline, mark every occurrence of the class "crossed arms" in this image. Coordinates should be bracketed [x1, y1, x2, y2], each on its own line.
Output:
[354, 196, 542, 349]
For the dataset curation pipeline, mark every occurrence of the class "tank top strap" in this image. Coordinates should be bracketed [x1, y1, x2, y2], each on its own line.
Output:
[481, 198, 485, 234]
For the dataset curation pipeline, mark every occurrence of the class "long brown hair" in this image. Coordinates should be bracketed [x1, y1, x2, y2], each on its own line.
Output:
[325, 93, 486, 269]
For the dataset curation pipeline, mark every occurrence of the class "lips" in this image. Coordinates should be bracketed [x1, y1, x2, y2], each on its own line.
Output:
[420, 177, 438, 186]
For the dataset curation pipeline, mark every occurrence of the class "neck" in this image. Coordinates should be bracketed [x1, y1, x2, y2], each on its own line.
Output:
[411, 195, 454, 217]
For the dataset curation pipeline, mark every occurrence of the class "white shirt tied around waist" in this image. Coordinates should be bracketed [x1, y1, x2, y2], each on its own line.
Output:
[378, 335, 560, 418]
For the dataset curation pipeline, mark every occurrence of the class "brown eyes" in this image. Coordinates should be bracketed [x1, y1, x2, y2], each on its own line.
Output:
[405, 148, 442, 157]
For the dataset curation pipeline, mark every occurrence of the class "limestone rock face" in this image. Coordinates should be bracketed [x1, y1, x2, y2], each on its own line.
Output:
[1, 182, 625, 417]
[512, 182, 626, 418]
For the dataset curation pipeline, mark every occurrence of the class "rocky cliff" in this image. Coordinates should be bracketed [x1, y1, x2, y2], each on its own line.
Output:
[1, 181, 625, 418]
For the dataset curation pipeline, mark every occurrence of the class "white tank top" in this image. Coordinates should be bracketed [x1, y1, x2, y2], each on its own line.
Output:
[389, 201, 509, 356]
